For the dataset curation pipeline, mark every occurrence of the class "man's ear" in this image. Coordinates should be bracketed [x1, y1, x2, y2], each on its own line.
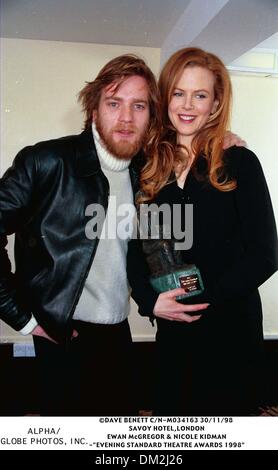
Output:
[92, 110, 97, 121]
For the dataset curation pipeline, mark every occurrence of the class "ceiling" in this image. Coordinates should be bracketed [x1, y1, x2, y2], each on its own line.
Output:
[1, 0, 278, 65]
[257, 32, 278, 50]
[0, 0, 190, 47]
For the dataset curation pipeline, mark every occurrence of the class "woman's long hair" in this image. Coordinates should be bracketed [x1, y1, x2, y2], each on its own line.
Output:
[139, 47, 235, 202]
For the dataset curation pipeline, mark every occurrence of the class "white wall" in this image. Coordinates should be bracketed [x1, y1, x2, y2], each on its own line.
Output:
[0, 38, 160, 342]
[230, 73, 278, 337]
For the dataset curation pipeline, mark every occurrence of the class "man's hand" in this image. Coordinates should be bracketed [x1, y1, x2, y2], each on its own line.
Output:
[31, 325, 78, 343]
[223, 131, 247, 149]
[153, 288, 209, 323]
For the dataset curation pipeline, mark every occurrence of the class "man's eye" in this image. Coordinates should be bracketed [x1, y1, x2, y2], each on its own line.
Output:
[134, 104, 145, 110]
[108, 102, 118, 108]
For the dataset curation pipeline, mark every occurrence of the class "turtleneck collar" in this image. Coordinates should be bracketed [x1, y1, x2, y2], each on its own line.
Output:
[92, 122, 131, 172]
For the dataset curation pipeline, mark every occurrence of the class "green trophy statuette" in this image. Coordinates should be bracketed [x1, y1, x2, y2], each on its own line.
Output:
[142, 237, 204, 300]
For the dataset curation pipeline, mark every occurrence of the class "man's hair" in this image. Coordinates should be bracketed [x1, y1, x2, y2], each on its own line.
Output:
[78, 54, 161, 150]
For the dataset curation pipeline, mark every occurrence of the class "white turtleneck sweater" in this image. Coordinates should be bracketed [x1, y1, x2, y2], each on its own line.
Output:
[73, 123, 135, 324]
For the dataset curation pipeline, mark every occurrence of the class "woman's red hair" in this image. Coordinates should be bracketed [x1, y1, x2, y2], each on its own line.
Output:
[139, 47, 235, 202]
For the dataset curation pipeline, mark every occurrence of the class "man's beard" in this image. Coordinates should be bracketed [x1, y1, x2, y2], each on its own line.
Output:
[95, 117, 148, 160]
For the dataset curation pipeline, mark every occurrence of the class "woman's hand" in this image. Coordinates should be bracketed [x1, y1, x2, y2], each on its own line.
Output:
[153, 288, 209, 323]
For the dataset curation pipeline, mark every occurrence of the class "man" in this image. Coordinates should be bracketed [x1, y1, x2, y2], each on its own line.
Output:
[0, 54, 244, 416]
[0, 54, 162, 415]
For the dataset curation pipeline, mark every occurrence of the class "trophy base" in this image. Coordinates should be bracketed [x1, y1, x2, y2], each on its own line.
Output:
[150, 265, 204, 299]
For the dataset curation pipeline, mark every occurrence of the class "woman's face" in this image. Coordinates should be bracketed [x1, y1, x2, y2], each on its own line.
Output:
[168, 65, 219, 148]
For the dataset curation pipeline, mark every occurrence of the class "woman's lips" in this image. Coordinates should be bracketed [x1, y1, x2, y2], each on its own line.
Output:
[178, 114, 196, 123]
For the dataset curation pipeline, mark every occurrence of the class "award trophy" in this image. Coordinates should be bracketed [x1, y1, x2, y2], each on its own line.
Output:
[142, 226, 204, 301]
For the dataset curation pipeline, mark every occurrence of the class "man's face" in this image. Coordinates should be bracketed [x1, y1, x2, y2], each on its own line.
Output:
[93, 75, 150, 159]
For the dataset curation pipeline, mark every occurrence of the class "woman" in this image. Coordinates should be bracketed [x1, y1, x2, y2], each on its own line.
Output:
[127, 47, 278, 415]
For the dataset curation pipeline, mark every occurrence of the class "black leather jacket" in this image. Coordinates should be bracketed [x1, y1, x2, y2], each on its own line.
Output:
[0, 129, 141, 342]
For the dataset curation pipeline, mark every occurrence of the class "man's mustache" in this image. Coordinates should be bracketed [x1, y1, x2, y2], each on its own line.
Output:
[113, 127, 136, 133]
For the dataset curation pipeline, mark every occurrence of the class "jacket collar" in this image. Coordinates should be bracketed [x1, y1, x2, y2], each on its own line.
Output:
[74, 129, 101, 177]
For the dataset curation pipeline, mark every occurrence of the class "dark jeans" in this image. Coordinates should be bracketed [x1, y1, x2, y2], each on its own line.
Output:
[33, 319, 136, 416]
